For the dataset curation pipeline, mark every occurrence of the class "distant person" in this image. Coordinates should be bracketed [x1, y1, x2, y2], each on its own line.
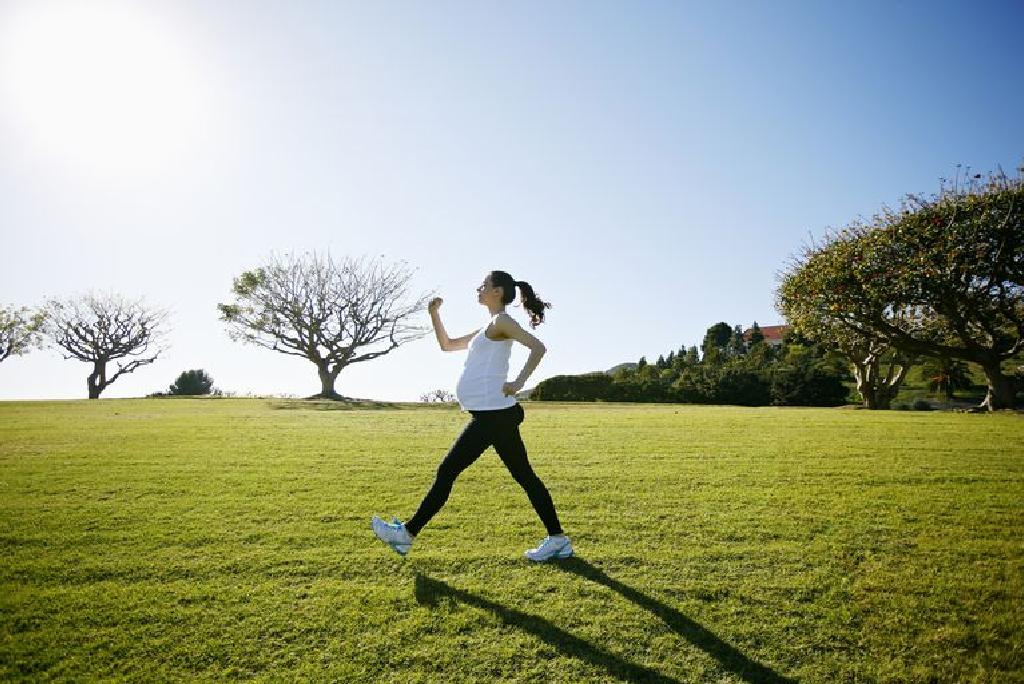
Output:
[371, 271, 572, 562]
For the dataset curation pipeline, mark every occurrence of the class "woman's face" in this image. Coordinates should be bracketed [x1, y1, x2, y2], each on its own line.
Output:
[476, 276, 503, 307]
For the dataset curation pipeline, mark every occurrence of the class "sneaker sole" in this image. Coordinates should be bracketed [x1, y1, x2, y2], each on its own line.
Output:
[388, 542, 411, 557]
[525, 545, 574, 562]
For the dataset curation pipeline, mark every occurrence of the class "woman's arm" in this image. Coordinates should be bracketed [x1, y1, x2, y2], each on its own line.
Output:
[428, 298, 479, 352]
[492, 313, 547, 395]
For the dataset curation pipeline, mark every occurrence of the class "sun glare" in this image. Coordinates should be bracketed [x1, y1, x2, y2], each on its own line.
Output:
[0, 1, 206, 180]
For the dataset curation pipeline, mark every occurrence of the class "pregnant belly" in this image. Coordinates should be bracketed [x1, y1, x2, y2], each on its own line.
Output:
[456, 373, 506, 402]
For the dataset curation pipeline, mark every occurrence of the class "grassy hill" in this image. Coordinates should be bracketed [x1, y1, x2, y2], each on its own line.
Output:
[2, 399, 1022, 682]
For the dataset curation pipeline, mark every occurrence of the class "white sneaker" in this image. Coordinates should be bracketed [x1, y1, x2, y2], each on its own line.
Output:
[524, 535, 573, 562]
[371, 515, 414, 556]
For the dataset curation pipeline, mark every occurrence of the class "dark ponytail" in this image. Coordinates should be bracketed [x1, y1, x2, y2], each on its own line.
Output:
[489, 270, 552, 329]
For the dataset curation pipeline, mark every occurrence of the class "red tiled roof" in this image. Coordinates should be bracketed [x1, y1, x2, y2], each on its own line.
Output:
[742, 325, 788, 341]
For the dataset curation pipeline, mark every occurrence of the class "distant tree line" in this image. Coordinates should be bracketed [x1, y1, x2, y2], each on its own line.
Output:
[532, 322, 851, 406]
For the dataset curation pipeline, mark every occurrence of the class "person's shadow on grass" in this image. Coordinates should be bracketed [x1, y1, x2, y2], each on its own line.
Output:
[414, 560, 794, 683]
[552, 557, 795, 683]
[415, 572, 679, 683]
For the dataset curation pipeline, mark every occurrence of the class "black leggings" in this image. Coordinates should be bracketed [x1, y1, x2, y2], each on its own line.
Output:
[405, 403, 563, 537]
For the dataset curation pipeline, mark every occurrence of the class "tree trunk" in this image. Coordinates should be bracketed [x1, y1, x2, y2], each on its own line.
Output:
[851, 356, 884, 409]
[874, 390, 894, 411]
[874, 357, 911, 410]
[851, 354, 911, 410]
[313, 363, 343, 400]
[852, 360, 878, 409]
[979, 361, 1017, 411]
[87, 361, 106, 399]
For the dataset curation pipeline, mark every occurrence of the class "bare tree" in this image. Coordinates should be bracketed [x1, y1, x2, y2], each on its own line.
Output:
[420, 389, 455, 403]
[0, 305, 44, 363]
[42, 293, 168, 399]
[218, 252, 431, 399]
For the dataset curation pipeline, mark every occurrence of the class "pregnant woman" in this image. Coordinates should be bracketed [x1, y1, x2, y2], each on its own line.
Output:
[371, 270, 572, 562]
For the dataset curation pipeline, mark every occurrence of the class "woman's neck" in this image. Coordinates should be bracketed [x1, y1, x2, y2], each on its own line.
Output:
[486, 304, 506, 316]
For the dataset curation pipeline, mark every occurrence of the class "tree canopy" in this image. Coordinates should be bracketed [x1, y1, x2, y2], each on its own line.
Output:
[779, 166, 1023, 410]
[0, 305, 43, 363]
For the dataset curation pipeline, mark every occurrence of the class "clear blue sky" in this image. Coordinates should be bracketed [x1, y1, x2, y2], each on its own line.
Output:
[1, 0, 1022, 401]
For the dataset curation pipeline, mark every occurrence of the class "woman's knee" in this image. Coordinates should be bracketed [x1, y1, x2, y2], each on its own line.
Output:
[435, 459, 464, 484]
[508, 464, 542, 488]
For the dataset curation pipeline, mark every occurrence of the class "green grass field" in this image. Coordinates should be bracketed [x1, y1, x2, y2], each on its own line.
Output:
[1, 399, 1022, 683]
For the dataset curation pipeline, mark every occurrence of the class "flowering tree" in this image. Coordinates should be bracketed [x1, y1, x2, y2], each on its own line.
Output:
[779, 166, 1023, 410]
[778, 231, 915, 409]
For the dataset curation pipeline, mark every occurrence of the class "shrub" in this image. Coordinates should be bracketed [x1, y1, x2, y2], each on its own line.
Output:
[169, 369, 216, 396]
[713, 368, 771, 406]
[532, 373, 614, 401]
[771, 362, 850, 407]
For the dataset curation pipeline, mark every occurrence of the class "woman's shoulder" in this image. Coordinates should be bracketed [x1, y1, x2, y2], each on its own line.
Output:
[484, 312, 511, 329]
[482, 312, 515, 341]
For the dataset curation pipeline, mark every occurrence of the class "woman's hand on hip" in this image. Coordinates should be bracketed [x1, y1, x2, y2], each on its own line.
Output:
[502, 381, 523, 396]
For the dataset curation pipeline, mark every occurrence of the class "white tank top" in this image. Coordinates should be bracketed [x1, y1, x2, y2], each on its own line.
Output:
[455, 315, 518, 411]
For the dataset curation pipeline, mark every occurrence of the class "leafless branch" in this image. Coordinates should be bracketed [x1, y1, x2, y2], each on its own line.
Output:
[41, 292, 169, 398]
[218, 252, 432, 397]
